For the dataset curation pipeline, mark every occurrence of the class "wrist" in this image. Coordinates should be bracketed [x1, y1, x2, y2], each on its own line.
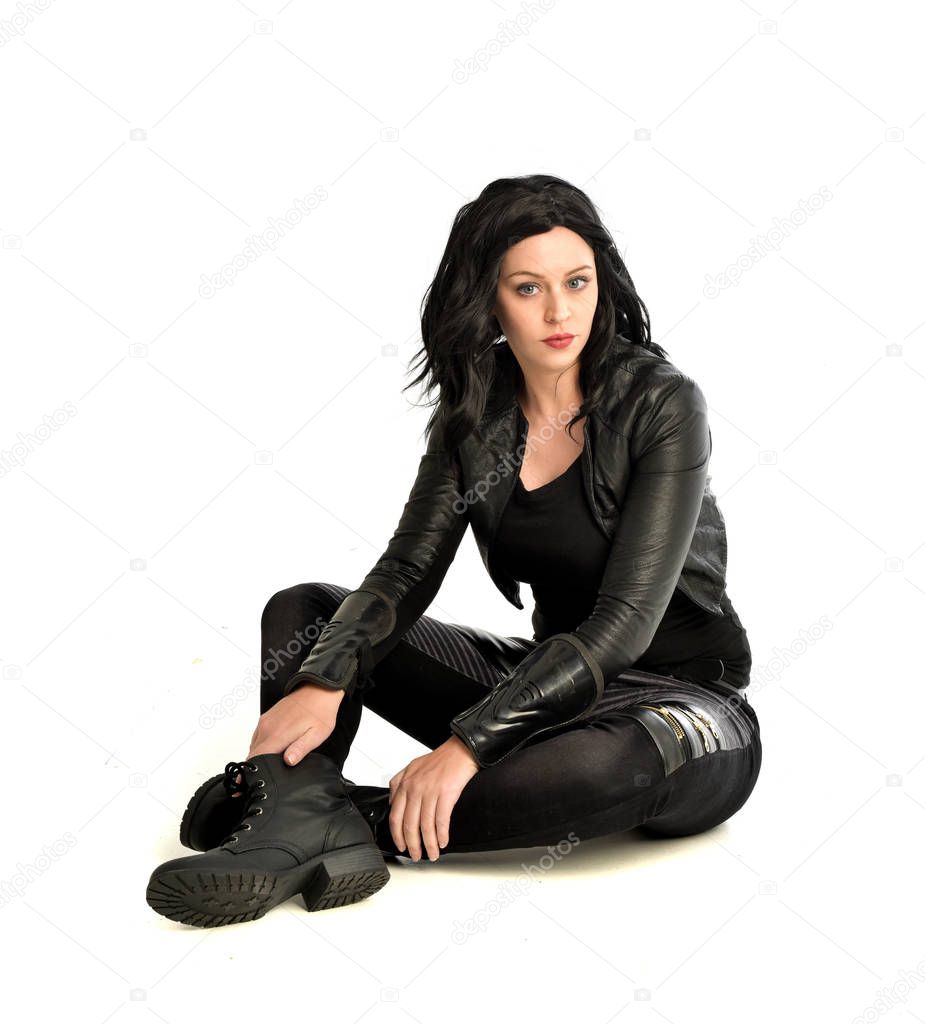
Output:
[445, 732, 481, 769]
[290, 681, 346, 710]
[448, 635, 604, 768]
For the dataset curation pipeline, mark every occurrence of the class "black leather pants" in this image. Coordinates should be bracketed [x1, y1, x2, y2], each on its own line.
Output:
[260, 582, 762, 855]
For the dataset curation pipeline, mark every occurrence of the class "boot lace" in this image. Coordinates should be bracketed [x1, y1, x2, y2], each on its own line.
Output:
[219, 760, 268, 845]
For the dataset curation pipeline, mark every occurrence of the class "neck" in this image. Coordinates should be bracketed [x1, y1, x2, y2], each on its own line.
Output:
[516, 362, 583, 422]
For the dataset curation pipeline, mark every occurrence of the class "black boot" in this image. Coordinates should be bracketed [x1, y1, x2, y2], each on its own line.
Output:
[178, 766, 247, 853]
[147, 752, 390, 928]
[179, 766, 396, 856]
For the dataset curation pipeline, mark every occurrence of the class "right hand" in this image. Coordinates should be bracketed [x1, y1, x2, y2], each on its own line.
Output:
[229, 684, 345, 794]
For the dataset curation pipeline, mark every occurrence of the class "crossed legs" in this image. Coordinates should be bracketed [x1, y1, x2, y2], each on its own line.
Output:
[259, 582, 762, 855]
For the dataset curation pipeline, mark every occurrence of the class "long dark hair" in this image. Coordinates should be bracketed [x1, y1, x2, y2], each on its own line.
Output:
[403, 173, 668, 455]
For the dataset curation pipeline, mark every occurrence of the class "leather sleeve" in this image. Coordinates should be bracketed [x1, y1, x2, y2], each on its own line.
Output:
[449, 374, 711, 767]
[283, 419, 469, 700]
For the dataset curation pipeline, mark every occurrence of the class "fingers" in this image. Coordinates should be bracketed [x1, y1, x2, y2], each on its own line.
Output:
[389, 787, 407, 853]
[281, 729, 319, 766]
[387, 763, 458, 861]
[248, 721, 323, 767]
[419, 790, 441, 861]
[401, 790, 423, 861]
[244, 738, 297, 763]
[390, 787, 445, 862]
[234, 726, 307, 797]
[434, 790, 454, 851]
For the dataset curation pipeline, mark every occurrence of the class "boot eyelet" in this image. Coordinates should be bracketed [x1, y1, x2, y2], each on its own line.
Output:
[259, 792, 268, 800]
[257, 780, 266, 788]
[254, 807, 263, 815]
[247, 764, 258, 772]
[241, 823, 252, 831]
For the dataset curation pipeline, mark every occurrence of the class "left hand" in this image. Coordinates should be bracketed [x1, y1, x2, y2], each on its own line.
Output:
[388, 735, 481, 861]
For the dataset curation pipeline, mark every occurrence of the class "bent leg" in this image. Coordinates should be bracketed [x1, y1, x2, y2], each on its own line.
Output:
[370, 671, 762, 855]
[380, 714, 670, 855]
[260, 588, 762, 853]
[259, 582, 536, 770]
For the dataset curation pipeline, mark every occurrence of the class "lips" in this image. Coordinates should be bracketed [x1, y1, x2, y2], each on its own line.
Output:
[542, 334, 575, 349]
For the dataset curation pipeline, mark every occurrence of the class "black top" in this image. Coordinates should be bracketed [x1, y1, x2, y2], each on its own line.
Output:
[492, 450, 752, 689]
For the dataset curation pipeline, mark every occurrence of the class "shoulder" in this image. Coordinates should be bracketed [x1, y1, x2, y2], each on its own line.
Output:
[595, 338, 707, 434]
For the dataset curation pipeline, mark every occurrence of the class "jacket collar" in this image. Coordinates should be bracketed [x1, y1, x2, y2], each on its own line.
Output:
[479, 340, 521, 425]
[470, 336, 642, 607]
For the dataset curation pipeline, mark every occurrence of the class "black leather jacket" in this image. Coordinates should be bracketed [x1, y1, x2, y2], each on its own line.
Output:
[283, 338, 743, 767]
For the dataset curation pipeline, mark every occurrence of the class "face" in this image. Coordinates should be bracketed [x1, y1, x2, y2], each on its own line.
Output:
[491, 225, 598, 382]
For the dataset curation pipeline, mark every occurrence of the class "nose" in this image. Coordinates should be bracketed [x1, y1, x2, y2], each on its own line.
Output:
[546, 288, 572, 326]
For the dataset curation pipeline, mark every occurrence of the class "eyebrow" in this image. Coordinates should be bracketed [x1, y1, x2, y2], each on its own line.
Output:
[505, 264, 593, 280]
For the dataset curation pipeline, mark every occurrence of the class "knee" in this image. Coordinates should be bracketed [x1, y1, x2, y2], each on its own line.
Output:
[262, 583, 316, 627]
[260, 581, 352, 633]
[261, 584, 297, 631]
[641, 740, 761, 838]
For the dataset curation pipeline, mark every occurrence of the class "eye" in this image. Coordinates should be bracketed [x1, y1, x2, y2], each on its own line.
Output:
[515, 276, 591, 297]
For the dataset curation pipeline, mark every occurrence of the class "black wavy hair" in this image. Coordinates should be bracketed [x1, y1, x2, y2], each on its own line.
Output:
[403, 173, 668, 455]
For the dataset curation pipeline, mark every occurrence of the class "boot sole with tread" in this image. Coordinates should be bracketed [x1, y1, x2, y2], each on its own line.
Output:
[146, 840, 389, 928]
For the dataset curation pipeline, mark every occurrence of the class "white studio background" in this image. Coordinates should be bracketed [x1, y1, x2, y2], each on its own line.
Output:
[1, 1, 923, 1022]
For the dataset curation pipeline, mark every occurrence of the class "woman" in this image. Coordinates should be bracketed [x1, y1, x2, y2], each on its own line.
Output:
[147, 174, 761, 928]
